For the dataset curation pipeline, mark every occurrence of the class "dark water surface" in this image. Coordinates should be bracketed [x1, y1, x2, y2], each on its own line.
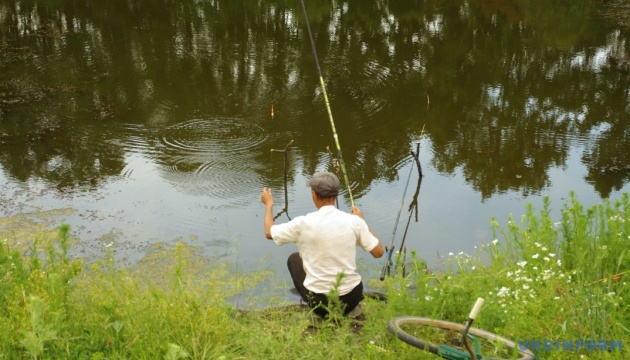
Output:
[1, 1, 629, 292]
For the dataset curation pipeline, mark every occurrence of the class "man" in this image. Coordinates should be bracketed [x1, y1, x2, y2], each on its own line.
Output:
[260, 171, 384, 318]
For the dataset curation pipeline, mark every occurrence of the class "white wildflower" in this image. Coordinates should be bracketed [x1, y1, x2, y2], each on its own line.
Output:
[535, 242, 542, 248]
[492, 239, 499, 245]
[544, 257, 550, 262]
[517, 261, 527, 267]
[532, 253, 539, 259]
[497, 287, 510, 297]
[549, 253, 556, 257]
[449, 252, 454, 256]
[542, 246, 548, 252]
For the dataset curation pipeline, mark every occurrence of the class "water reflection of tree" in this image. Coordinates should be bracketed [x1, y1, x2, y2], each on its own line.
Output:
[580, 59, 630, 198]
[0, 0, 629, 198]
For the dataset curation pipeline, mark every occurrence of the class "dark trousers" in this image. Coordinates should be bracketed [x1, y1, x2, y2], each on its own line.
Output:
[287, 252, 363, 318]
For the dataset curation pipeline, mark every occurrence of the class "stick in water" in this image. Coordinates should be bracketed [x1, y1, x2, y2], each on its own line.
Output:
[271, 140, 294, 220]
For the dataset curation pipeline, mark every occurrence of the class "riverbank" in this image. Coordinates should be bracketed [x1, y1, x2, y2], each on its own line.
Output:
[0, 193, 627, 359]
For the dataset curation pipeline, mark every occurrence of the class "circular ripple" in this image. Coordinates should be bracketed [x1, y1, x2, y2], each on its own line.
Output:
[159, 118, 268, 154]
[201, 239, 233, 258]
[158, 152, 265, 208]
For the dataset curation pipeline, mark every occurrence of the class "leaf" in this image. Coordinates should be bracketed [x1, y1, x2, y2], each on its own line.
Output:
[164, 343, 189, 360]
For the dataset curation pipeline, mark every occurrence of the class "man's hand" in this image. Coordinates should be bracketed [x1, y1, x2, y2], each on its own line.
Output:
[261, 187, 274, 239]
[261, 187, 274, 206]
[351, 205, 384, 258]
[351, 205, 364, 219]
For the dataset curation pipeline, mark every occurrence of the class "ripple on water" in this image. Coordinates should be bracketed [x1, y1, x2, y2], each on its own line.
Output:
[107, 118, 270, 206]
[325, 57, 394, 118]
[151, 118, 270, 206]
[201, 239, 233, 258]
[161, 153, 265, 207]
[159, 117, 268, 154]
[104, 124, 163, 158]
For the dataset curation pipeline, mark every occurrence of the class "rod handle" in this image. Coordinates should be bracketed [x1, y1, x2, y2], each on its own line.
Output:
[379, 246, 395, 281]
[468, 297, 485, 320]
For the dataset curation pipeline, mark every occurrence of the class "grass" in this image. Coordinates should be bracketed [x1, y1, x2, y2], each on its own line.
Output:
[0, 192, 628, 359]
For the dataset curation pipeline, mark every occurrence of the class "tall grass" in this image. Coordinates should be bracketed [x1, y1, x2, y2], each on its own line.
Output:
[0, 193, 627, 359]
[384, 193, 628, 359]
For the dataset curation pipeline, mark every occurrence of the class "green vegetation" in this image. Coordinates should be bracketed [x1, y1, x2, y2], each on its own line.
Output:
[1, 193, 628, 359]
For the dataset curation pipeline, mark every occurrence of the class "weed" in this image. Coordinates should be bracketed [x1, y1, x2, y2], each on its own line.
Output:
[0, 194, 628, 359]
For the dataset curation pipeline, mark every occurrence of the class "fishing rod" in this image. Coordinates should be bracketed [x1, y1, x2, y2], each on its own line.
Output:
[398, 143, 423, 253]
[380, 132, 425, 280]
[380, 156, 415, 281]
[299, 0, 354, 206]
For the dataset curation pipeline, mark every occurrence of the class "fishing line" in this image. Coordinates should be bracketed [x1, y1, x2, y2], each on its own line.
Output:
[299, 0, 354, 206]
[380, 156, 415, 281]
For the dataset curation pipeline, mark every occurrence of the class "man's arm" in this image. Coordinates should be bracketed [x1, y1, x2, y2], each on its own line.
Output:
[261, 187, 274, 240]
[351, 205, 385, 258]
[369, 238, 385, 258]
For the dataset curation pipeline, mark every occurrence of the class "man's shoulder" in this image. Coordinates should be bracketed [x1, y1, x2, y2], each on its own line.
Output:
[285, 214, 307, 224]
[311, 206, 352, 217]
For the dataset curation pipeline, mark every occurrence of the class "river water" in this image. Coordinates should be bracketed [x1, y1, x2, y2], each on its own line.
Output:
[1, 1, 629, 290]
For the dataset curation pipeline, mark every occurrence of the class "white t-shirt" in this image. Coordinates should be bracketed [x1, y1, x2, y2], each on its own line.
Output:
[270, 205, 379, 295]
